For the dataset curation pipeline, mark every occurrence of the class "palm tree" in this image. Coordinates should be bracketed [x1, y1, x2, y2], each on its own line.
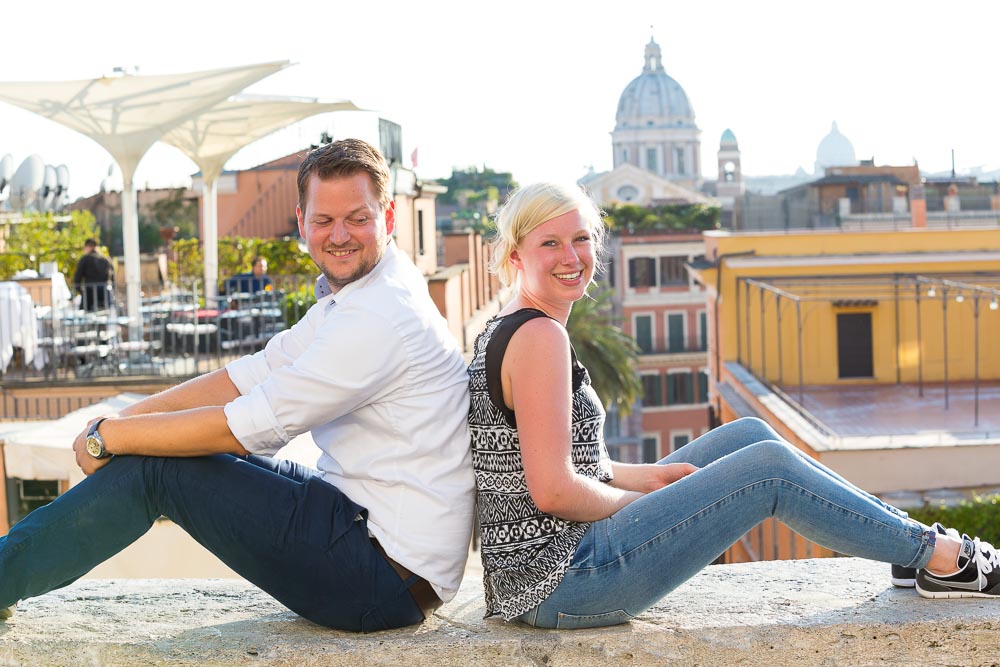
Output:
[566, 285, 640, 415]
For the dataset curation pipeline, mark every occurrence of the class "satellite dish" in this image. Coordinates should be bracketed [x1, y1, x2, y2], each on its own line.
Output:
[0, 154, 13, 199]
[54, 164, 70, 210]
[9, 154, 45, 212]
[101, 163, 122, 192]
[38, 164, 57, 212]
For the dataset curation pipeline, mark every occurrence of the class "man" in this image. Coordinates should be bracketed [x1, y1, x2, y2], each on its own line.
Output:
[0, 139, 475, 632]
[225, 256, 273, 295]
[72, 238, 114, 311]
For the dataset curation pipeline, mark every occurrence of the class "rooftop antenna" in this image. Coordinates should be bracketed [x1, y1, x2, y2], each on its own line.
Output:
[54, 164, 70, 211]
[951, 149, 956, 178]
[9, 154, 45, 212]
[38, 164, 57, 212]
[0, 153, 12, 201]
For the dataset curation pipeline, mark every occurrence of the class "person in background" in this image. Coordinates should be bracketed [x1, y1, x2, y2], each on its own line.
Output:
[468, 181, 1000, 630]
[226, 256, 273, 295]
[72, 238, 113, 311]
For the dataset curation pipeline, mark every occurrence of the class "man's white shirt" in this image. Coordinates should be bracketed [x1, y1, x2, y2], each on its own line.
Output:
[224, 241, 473, 601]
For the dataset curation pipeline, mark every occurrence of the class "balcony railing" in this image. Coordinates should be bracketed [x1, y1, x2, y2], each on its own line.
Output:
[637, 343, 707, 355]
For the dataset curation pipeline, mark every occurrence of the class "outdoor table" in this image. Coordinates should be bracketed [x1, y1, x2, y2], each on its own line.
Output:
[0, 281, 41, 374]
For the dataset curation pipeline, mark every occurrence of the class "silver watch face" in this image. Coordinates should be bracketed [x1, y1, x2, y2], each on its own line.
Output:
[86, 436, 104, 459]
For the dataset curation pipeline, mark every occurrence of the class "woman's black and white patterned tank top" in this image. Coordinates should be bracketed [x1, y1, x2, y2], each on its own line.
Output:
[468, 308, 613, 620]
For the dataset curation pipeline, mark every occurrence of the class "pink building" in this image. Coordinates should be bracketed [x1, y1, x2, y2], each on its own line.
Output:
[605, 230, 710, 461]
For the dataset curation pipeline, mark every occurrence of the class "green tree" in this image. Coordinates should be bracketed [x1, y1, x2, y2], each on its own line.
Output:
[566, 285, 640, 415]
[146, 188, 199, 240]
[108, 214, 162, 255]
[168, 236, 315, 287]
[0, 211, 103, 280]
[604, 203, 720, 233]
[436, 166, 517, 205]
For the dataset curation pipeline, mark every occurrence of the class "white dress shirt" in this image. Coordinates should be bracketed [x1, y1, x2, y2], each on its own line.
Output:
[224, 241, 474, 601]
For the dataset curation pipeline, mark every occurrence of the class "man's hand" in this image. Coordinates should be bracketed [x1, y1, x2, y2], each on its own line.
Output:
[72, 416, 114, 476]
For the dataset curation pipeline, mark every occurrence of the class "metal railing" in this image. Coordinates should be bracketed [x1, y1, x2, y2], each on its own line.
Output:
[0, 274, 317, 385]
[638, 342, 708, 355]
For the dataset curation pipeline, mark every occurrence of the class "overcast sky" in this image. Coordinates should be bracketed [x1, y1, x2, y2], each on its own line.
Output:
[2, 0, 998, 201]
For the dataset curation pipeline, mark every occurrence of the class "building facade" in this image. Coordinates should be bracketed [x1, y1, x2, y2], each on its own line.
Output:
[604, 230, 711, 462]
[580, 38, 713, 207]
[688, 218, 1000, 563]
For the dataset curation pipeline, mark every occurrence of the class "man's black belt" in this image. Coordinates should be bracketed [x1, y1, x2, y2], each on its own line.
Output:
[370, 537, 443, 620]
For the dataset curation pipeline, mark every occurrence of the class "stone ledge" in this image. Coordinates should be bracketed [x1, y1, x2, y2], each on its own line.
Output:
[3, 558, 1000, 666]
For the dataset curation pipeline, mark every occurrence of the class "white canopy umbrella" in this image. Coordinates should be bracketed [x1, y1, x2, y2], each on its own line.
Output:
[160, 94, 361, 300]
[0, 62, 289, 334]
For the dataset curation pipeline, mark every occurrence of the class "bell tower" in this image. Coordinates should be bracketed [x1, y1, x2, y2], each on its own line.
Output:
[716, 129, 744, 228]
[716, 128, 743, 199]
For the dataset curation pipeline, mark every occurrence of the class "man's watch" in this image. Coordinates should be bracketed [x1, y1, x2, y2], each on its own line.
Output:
[85, 418, 111, 459]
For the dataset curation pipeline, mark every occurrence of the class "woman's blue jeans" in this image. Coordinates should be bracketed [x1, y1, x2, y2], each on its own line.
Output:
[518, 417, 936, 629]
[0, 454, 423, 631]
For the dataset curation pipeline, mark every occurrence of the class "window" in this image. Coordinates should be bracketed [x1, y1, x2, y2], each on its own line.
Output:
[675, 147, 686, 175]
[623, 148, 629, 163]
[672, 433, 691, 451]
[641, 373, 663, 406]
[641, 437, 659, 463]
[723, 160, 736, 182]
[667, 313, 685, 352]
[417, 210, 425, 256]
[646, 148, 658, 173]
[666, 371, 695, 405]
[698, 369, 710, 403]
[617, 185, 639, 202]
[837, 312, 874, 378]
[699, 311, 708, 351]
[634, 315, 653, 353]
[628, 257, 656, 288]
[659, 256, 687, 285]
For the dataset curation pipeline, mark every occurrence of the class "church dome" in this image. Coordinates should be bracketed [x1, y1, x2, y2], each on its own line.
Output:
[615, 38, 695, 130]
[815, 121, 856, 173]
[720, 128, 738, 148]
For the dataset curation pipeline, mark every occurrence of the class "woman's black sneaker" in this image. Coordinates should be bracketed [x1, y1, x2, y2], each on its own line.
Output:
[916, 535, 1000, 599]
[891, 522, 956, 588]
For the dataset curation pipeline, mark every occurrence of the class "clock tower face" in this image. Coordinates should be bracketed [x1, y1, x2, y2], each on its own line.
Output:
[617, 184, 639, 202]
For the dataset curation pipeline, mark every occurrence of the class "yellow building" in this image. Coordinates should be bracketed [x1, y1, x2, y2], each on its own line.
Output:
[689, 227, 1000, 563]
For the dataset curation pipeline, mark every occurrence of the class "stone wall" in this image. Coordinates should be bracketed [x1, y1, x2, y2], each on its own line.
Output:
[2, 558, 997, 666]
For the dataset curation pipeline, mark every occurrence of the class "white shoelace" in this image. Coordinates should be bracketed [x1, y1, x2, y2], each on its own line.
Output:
[973, 537, 1000, 575]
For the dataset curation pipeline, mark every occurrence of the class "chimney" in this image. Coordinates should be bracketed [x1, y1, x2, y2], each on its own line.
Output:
[910, 183, 926, 229]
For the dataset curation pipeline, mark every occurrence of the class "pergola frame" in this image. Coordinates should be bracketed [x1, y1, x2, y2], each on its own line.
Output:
[734, 272, 1000, 427]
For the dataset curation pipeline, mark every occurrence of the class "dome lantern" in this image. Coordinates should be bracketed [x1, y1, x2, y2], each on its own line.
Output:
[644, 37, 663, 73]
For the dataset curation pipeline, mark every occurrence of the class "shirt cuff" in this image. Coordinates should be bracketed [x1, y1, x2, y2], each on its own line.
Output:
[224, 387, 287, 456]
[225, 351, 269, 395]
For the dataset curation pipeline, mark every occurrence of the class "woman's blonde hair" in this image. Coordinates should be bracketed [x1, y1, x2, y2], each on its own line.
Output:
[488, 182, 606, 287]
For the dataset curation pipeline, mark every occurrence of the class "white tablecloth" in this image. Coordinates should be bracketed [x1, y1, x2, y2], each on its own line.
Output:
[0, 281, 40, 373]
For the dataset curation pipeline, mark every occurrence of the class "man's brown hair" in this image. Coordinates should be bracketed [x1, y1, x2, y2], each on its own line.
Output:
[296, 138, 392, 211]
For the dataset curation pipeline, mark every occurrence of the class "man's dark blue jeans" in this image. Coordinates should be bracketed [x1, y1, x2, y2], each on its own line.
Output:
[0, 454, 424, 631]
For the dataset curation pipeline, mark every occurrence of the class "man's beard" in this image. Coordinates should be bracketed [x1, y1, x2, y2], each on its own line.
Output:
[320, 244, 386, 291]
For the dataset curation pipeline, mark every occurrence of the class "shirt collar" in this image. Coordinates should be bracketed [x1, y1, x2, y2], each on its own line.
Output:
[315, 240, 399, 306]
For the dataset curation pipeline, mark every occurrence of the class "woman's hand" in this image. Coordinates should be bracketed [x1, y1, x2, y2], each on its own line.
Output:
[643, 463, 699, 492]
[610, 462, 699, 493]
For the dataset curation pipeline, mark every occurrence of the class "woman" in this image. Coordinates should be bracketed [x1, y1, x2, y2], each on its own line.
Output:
[468, 182, 1000, 629]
